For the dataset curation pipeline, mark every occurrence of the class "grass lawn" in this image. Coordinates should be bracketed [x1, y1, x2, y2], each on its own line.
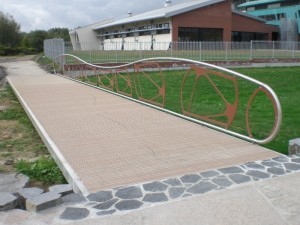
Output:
[77, 66, 300, 155]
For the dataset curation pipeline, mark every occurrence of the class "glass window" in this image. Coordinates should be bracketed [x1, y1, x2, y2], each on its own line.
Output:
[157, 29, 170, 35]
[268, 3, 280, 9]
[259, 14, 276, 21]
[178, 27, 223, 41]
[231, 31, 268, 42]
[277, 13, 286, 20]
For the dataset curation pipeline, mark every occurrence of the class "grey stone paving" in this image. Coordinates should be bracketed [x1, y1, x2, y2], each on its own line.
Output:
[4, 154, 298, 221]
[0, 173, 29, 193]
[52, 155, 300, 220]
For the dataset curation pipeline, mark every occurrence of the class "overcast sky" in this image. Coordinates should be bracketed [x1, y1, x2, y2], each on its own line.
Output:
[0, 0, 190, 32]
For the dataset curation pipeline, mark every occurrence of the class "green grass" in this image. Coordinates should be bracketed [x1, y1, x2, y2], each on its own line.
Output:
[15, 157, 66, 185]
[76, 66, 300, 155]
[0, 85, 66, 185]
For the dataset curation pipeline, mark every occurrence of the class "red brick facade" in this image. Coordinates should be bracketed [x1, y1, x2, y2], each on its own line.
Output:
[171, 0, 277, 42]
[231, 13, 277, 40]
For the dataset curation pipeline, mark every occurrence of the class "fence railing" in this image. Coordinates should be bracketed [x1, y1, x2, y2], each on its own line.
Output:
[55, 54, 282, 144]
[45, 39, 300, 64]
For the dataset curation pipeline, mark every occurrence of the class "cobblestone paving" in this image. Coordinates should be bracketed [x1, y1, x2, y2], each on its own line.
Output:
[59, 154, 300, 221]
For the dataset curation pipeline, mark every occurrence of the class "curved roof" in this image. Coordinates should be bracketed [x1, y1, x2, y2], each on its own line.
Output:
[93, 0, 225, 30]
[238, 0, 285, 8]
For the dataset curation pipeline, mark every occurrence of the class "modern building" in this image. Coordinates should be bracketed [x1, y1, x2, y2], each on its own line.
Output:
[238, 0, 300, 41]
[69, 0, 278, 50]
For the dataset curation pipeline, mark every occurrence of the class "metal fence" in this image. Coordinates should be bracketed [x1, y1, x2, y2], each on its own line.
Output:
[44, 39, 64, 64]
[45, 39, 300, 64]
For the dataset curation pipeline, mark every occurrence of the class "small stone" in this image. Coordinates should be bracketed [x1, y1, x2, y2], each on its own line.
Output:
[60, 207, 89, 220]
[187, 181, 217, 194]
[96, 209, 116, 216]
[229, 174, 251, 184]
[0, 173, 29, 194]
[115, 200, 143, 211]
[261, 161, 281, 167]
[218, 166, 243, 174]
[246, 170, 270, 179]
[93, 198, 118, 210]
[284, 163, 300, 171]
[182, 194, 192, 198]
[49, 184, 73, 196]
[245, 163, 265, 170]
[211, 177, 233, 187]
[26, 192, 61, 212]
[18, 187, 44, 209]
[289, 138, 300, 155]
[180, 174, 201, 183]
[200, 170, 219, 178]
[291, 158, 300, 163]
[143, 193, 168, 203]
[163, 178, 182, 186]
[62, 193, 87, 204]
[267, 167, 285, 175]
[143, 181, 168, 192]
[169, 187, 185, 199]
[87, 191, 113, 202]
[4, 159, 14, 165]
[0, 192, 18, 211]
[272, 156, 289, 163]
[115, 186, 143, 199]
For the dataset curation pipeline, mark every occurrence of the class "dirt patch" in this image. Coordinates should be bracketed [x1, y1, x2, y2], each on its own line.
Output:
[0, 63, 49, 173]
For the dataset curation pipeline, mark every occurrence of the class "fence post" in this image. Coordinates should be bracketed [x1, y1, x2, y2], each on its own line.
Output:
[250, 40, 253, 60]
[90, 42, 92, 63]
[225, 42, 228, 61]
[199, 42, 202, 61]
[272, 41, 275, 59]
[292, 42, 295, 59]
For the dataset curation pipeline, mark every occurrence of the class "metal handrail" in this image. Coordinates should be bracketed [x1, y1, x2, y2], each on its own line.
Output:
[56, 54, 282, 144]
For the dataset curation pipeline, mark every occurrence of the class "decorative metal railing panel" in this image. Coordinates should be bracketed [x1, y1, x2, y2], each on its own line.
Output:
[56, 54, 282, 144]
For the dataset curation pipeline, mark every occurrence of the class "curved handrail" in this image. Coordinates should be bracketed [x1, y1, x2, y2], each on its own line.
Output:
[56, 54, 282, 144]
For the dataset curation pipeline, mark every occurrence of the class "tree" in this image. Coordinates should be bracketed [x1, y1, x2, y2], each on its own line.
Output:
[26, 30, 48, 52]
[0, 11, 21, 47]
[47, 28, 70, 42]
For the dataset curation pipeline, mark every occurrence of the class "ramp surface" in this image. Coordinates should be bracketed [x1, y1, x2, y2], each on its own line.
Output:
[6, 61, 279, 194]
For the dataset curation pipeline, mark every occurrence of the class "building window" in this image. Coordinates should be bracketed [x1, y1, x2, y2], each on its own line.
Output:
[140, 31, 151, 36]
[259, 14, 276, 21]
[277, 13, 286, 20]
[232, 31, 268, 42]
[157, 29, 170, 35]
[247, 7, 255, 11]
[178, 27, 223, 42]
[268, 3, 280, 9]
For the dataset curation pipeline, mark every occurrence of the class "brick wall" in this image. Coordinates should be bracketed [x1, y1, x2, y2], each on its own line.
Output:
[172, 1, 232, 42]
